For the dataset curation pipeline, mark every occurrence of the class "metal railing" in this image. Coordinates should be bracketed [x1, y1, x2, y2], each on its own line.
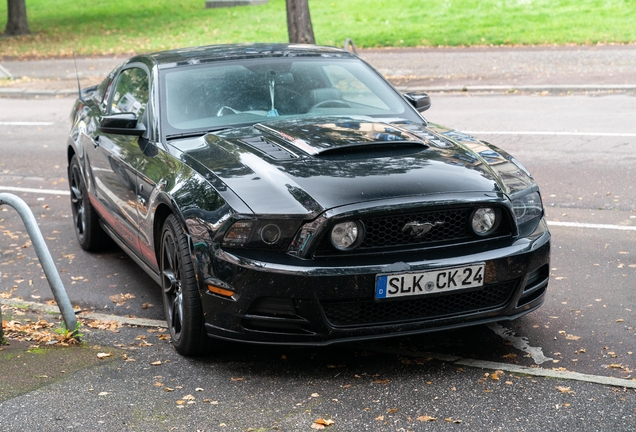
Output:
[0, 193, 77, 339]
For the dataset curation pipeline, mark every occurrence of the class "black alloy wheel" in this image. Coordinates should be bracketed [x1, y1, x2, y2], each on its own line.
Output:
[160, 214, 209, 356]
[68, 155, 106, 251]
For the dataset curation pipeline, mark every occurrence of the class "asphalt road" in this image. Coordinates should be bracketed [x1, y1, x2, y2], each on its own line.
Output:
[1, 94, 635, 430]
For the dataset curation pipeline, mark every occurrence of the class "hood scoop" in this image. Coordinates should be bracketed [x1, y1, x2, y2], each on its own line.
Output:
[240, 135, 299, 160]
[254, 118, 428, 156]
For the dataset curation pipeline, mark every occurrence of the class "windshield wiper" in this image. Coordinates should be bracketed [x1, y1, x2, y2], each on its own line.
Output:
[165, 127, 230, 141]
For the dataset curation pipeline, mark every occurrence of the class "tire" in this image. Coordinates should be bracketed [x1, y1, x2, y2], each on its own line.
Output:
[68, 155, 108, 251]
[160, 214, 210, 356]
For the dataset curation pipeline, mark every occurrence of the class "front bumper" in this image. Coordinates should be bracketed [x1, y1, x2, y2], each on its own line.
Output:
[197, 219, 551, 346]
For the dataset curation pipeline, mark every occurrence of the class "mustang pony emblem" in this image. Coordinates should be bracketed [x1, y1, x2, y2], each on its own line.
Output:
[402, 221, 445, 238]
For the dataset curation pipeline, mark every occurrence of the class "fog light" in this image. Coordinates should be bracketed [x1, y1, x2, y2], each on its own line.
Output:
[471, 207, 499, 236]
[330, 221, 362, 250]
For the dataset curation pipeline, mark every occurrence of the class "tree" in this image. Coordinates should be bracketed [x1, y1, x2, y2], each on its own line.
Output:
[286, 0, 315, 44]
[4, 0, 30, 36]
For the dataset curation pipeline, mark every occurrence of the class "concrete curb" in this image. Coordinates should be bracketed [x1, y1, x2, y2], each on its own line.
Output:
[5, 297, 636, 389]
[0, 88, 77, 97]
[2, 297, 166, 328]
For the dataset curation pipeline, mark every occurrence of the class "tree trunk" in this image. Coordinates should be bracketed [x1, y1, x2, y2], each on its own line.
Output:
[4, 0, 30, 36]
[286, 0, 315, 44]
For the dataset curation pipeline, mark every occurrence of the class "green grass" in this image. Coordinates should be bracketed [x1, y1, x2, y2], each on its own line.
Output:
[1, 0, 635, 58]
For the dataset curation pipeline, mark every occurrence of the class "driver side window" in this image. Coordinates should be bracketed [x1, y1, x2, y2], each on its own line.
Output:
[111, 67, 149, 119]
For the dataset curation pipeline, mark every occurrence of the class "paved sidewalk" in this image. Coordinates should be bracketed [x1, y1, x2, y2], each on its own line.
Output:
[1, 44, 636, 97]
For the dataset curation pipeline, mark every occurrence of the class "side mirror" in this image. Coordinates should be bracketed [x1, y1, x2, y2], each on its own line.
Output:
[98, 112, 146, 136]
[403, 92, 431, 113]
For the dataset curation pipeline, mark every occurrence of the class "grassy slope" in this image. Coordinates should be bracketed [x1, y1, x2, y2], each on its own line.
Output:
[1, 0, 635, 58]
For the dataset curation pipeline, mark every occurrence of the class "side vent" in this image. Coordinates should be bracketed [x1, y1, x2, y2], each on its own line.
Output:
[240, 136, 298, 160]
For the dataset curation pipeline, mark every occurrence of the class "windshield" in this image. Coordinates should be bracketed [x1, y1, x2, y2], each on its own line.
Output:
[159, 57, 421, 136]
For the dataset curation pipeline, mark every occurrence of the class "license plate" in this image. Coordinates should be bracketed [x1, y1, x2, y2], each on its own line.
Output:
[375, 264, 485, 299]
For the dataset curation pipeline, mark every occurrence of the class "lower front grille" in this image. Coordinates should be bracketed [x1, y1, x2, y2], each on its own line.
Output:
[321, 280, 518, 327]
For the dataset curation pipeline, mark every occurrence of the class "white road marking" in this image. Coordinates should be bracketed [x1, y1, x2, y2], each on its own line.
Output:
[548, 221, 636, 231]
[488, 323, 553, 365]
[0, 185, 70, 196]
[456, 358, 636, 389]
[363, 344, 636, 390]
[463, 130, 636, 137]
[0, 121, 55, 126]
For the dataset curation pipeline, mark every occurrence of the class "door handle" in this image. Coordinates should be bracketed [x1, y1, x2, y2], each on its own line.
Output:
[93, 135, 100, 148]
[137, 196, 146, 206]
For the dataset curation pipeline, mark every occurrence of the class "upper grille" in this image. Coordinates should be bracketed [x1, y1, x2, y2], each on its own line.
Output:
[315, 206, 511, 256]
[362, 208, 473, 248]
[321, 280, 517, 327]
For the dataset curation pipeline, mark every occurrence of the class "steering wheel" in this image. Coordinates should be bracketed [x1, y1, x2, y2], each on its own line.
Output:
[311, 100, 352, 109]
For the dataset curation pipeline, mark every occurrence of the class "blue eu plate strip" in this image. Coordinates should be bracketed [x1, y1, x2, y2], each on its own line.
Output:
[375, 275, 388, 299]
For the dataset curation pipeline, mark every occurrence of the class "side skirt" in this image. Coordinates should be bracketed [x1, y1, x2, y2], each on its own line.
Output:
[100, 221, 162, 286]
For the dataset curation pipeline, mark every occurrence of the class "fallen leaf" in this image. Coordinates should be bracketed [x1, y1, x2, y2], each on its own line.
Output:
[231, 377, 244, 381]
[387, 408, 398, 413]
[313, 418, 334, 427]
[151, 361, 162, 366]
[491, 370, 504, 381]
[97, 352, 113, 359]
[109, 293, 136, 306]
[417, 415, 437, 422]
[182, 394, 195, 401]
[374, 379, 390, 385]
[556, 386, 574, 394]
[565, 334, 581, 341]
[375, 416, 384, 421]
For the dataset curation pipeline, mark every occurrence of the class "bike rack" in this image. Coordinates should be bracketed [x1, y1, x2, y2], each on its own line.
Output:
[343, 38, 359, 55]
[0, 193, 77, 339]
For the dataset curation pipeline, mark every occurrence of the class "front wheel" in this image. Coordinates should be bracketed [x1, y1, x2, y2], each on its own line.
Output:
[160, 214, 209, 356]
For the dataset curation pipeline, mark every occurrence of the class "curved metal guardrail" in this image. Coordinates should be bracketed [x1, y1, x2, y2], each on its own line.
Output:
[0, 193, 77, 339]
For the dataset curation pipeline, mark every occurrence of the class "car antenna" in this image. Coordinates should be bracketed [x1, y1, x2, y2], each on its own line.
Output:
[73, 52, 85, 104]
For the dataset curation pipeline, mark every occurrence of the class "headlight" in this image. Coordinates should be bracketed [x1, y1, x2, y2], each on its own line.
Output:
[330, 221, 363, 251]
[512, 192, 543, 226]
[471, 207, 500, 236]
[221, 219, 302, 250]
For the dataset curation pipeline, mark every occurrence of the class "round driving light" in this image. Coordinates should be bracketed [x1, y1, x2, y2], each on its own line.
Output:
[260, 224, 281, 245]
[471, 207, 499, 236]
[330, 221, 361, 251]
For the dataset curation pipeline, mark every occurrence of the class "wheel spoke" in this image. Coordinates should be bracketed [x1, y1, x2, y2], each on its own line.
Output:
[170, 295, 182, 334]
[70, 185, 82, 202]
[162, 269, 177, 294]
[76, 204, 85, 235]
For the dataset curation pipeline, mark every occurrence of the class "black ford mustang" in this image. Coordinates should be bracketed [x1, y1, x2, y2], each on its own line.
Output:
[67, 43, 550, 355]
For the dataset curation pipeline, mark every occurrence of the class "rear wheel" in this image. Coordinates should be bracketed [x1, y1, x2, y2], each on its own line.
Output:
[68, 155, 107, 251]
[160, 214, 209, 356]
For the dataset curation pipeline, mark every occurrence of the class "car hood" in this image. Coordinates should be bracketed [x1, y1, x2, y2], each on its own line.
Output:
[171, 117, 534, 216]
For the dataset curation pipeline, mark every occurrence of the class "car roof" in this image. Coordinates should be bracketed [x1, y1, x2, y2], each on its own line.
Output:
[135, 43, 356, 69]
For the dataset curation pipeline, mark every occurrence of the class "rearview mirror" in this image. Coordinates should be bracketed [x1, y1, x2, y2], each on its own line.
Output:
[98, 112, 146, 136]
[403, 92, 431, 113]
